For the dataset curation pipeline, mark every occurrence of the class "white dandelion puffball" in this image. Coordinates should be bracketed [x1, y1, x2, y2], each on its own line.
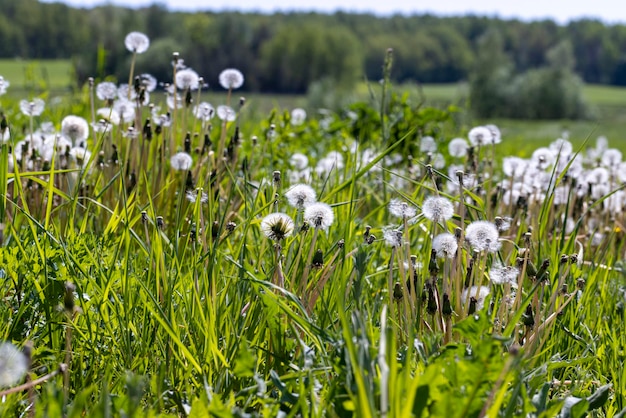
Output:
[0, 342, 28, 388]
[175, 68, 200, 90]
[138, 73, 158, 92]
[170, 152, 193, 171]
[125, 31, 150, 54]
[113, 99, 137, 123]
[422, 196, 454, 222]
[461, 286, 490, 310]
[261, 212, 295, 241]
[465, 220, 501, 253]
[285, 184, 317, 209]
[388, 198, 417, 219]
[419, 136, 437, 153]
[304, 202, 334, 231]
[290, 153, 309, 170]
[468, 126, 494, 146]
[193, 102, 215, 122]
[489, 263, 519, 285]
[61, 115, 89, 145]
[19, 98, 45, 117]
[432, 233, 458, 259]
[383, 227, 403, 248]
[448, 138, 468, 158]
[219, 68, 244, 90]
[0, 76, 10, 95]
[217, 105, 236, 122]
[96, 82, 118, 101]
[291, 108, 307, 126]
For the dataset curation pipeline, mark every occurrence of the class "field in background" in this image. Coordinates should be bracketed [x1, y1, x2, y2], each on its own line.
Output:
[0, 59, 74, 92]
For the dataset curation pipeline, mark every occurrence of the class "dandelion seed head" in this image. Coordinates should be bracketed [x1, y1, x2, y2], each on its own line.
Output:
[586, 167, 610, 185]
[285, 184, 317, 209]
[531, 147, 555, 170]
[462, 286, 490, 310]
[96, 82, 118, 101]
[550, 138, 573, 157]
[124, 31, 150, 54]
[193, 102, 215, 122]
[19, 98, 45, 117]
[485, 124, 502, 144]
[489, 262, 519, 285]
[602, 148, 622, 169]
[304, 202, 334, 231]
[468, 126, 494, 146]
[448, 138, 468, 158]
[432, 233, 458, 259]
[388, 198, 417, 219]
[0, 342, 28, 388]
[186, 189, 208, 204]
[383, 227, 403, 248]
[216, 105, 236, 122]
[96, 107, 121, 125]
[420, 136, 437, 153]
[0, 76, 10, 95]
[422, 196, 454, 222]
[261, 212, 294, 241]
[61, 115, 89, 145]
[69, 147, 92, 168]
[290, 153, 309, 170]
[465, 220, 500, 253]
[502, 156, 528, 179]
[291, 108, 307, 126]
[138, 73, 157, 92]
[175, 68, 200, 90]
[219, 68, 244, 90]
[170, 152, 193, 171]
[113, 99, 136, 122]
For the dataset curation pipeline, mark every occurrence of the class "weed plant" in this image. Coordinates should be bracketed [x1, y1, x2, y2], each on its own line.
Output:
[0, 39, 624, 417]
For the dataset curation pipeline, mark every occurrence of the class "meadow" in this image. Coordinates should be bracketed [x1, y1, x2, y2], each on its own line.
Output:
[0, 48, 625, 418]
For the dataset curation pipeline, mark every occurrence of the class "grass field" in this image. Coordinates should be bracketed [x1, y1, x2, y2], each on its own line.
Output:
[0, 58, 74, 92]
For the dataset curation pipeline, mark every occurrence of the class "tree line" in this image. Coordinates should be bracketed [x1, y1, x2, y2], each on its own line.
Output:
[2, 0, 626, 94]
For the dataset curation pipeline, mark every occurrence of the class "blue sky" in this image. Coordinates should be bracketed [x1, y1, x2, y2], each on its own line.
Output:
[42, 0, 626, 24]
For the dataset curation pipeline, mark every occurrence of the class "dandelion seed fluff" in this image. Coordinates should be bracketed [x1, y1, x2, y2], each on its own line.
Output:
[0, 76, 10, 95]
[291, 108, 307, 126]
[485, 124, 502, 144]
[601, 148, 622, 169]
[0, 342, 28, 388]
[422, 196, 454, 222]
[383, 227, 403, 248]
[217, 105, 236, 122]
[432, 233, 458, 259]
[113, 99, 136, 122]
[531, 147, 555, 170]
[97, 107, 121, 125]
[489, 263, 519, 285]
[219, 68, 244, 90]
[170, 152, 193, 171]
[502, 157, 527, 179]
[304, 202, 334, 231]
[61, 115, 89, 145]
[193, 102, 215, 122]
[19, 98, 45, 117]
[175, 68, 200, 90]
[549, 138, 573, 157]
[586, 167, 610, 185]
[69, 147, 92, 168]
[468, 126, 493, 146]
[124, 31, 150, 54]
[138, 73, 158, 92]
[448, 138, 468, 158]
[465, 220, 501, 253]
[461, 286, 490, 310]
[388, 198, 417, 219]
[420, 136, 437, 153]
[96, 82, 118, 101]
[290, 153, 309, 170]
[285, 184, 317, 209]
[261, 212, 294, 241]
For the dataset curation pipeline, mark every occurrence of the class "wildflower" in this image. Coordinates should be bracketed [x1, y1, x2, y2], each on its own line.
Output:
[420, 136, 437, 152]
[304, 202, 334, 231]
[502, 157, 527, 178]
[218, 68, 244, 90]
[69, 147, 92, 168]
[0, 342, 28, 388]
[261, 212, 294, 241]
[489, 263, 519, 285]
[193, 102, 215, 122]
[96, 107, 121, 125]
[549, 138, 573, 157]
[290, 153, 309, 170]
[422, 196, 454, 222]
[388, 198, 417, 219]
[461, 286, 490, 310]
[448, 138, 468, 158]
[465, 220, 501, 253]
[170, 152, 193, 171]
[138, 73, 157, 92]
[285, 184, 317, 209]
[113, 99, 136, 122]
[186, 189, 208, 204]
[291, 108, 307, 126]
[531, 147, 555, 170]
[586, 167, 610, 185]
[0, 76, 10, 95]
[166, 94, 183, 110]
[383, 227, 403, 248]
[432, 233, 458, 258]
[175, 68, 200, 90]
[124, 31, 150, 53]
[61, 115, 89, 146]
[96, 82, 118, 101]
[485, 124, 502, 144]
[216, 105, 236, 122]
[601, 148, 622, 169]
[468, 126, 494, 146]
[19, 98, 45, 117]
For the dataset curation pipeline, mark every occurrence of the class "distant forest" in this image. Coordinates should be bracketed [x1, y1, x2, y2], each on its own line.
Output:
[3, 0, 626, 93]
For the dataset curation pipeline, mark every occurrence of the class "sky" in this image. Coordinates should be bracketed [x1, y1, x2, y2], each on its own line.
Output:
[41, 0, 626, 24]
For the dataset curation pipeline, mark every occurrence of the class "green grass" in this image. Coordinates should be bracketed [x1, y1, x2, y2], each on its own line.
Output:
[0, 58, 74, 92]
